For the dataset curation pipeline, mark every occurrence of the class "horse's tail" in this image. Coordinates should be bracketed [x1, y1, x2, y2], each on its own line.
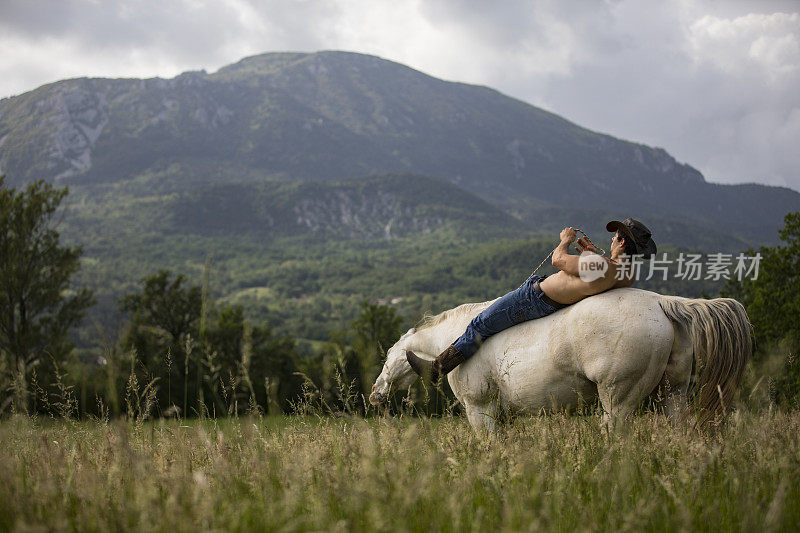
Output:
[658, 295, 753, 429]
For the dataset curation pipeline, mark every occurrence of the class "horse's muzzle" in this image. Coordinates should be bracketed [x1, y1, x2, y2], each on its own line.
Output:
[369, 392, 387, 405]
[369, 385, 387, 405]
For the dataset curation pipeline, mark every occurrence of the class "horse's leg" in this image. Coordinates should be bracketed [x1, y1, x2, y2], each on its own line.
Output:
[598, 366, 669, 431]
[655, 377, 690, 425]
[464, 401, 500, 437]
[597, 386, 637, 432]
[596, 324, 676, 431]
[650, 321, 693, 424]
[649, 365, 693, 425]
[652, 352, 693, 424]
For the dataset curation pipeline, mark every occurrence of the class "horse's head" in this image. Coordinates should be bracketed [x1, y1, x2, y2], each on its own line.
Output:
[369, 327, 419, 405]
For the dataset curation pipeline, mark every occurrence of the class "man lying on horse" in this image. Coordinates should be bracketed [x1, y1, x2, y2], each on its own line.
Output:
[406, 218, 657, 383]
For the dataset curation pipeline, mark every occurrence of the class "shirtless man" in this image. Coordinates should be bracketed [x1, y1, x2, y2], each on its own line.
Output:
[406, 218, 656, 383]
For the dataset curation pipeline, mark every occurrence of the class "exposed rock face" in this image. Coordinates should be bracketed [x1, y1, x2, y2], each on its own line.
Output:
[164, 174, 505, 243]
[0, 133, 7, 174]
[40, 87, 109, 180]
[291, 190, 442, 239]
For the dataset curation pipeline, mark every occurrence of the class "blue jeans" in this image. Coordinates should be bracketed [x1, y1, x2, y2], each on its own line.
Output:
[452, 275, 559, 359]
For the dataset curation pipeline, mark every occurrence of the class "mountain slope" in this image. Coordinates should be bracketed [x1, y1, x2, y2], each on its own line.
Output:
[1, 50, 797, 245]
[59, 172, 732, 343]
[166, 174, 519, 240]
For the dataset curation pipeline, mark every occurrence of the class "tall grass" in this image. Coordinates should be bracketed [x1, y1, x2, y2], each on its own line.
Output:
[0, 410, 797, 531]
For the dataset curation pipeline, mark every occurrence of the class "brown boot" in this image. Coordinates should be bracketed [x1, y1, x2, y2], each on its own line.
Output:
[406, 345, 465, 384]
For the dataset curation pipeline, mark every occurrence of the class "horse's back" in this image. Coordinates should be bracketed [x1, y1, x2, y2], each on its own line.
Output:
[456, 288, 674, 413]
[560, 288, 674, 384]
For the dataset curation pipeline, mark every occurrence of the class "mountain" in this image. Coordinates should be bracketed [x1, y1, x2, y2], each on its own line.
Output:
[59, 172, 732, 343]
[1, 50, 797, 247]
[64, 174, 519, 244]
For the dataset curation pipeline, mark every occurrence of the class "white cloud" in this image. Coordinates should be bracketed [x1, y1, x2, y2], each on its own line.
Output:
[688, 12, 800, 78]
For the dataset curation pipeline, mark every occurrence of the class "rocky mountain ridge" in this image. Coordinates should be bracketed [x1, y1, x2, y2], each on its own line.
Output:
[1, 51, 797, 246]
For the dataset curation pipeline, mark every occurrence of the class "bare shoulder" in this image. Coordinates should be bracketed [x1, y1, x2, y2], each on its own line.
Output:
[582, 256, 622, 292]
[601, 257, 637, 287]
[611, 270, 635, 288]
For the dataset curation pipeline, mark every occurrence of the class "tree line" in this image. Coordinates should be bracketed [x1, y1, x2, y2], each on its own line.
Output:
[1, 176, 446, 419]
[1, 175, 798, 418]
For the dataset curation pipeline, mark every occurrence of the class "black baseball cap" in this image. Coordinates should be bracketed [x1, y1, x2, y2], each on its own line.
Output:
[606, 218, 657, 258]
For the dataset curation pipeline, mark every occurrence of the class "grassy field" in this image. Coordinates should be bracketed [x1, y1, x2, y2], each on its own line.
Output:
[0, 411, 798, 532]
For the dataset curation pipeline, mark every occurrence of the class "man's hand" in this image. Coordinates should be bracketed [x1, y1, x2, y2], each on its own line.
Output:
[575, 237, 597, 254]
[553, 227, 579, 275]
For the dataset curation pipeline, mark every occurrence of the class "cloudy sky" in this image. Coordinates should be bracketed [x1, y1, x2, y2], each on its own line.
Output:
[1, 0, 798, 190]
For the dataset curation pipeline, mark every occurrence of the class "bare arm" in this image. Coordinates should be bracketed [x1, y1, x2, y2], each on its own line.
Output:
[552, 239, 580, 276]
[551, 226, 623, 293]
[551, 227, 580, 275]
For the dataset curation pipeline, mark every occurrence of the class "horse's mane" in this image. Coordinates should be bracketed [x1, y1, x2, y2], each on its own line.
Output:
[416, 300, 495, 331]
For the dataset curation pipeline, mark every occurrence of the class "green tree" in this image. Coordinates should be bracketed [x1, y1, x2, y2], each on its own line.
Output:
[0, 176, 94, 411]
[351, 300, 403, 396]
[722, 211, 800, 406]
[298, 302, 404, 414]
[722, 212, 800, 353]
[120, 270, 302, 416]
[119, 270, 202, 415]
[206, 305, 301, 414]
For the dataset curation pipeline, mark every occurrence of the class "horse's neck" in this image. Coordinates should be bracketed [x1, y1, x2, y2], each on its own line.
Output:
[406, 308, 487, 357]
[405, 326, 452, 358]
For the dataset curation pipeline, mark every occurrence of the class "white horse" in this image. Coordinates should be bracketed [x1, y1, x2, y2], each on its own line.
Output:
[369, 288, 752, 433]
